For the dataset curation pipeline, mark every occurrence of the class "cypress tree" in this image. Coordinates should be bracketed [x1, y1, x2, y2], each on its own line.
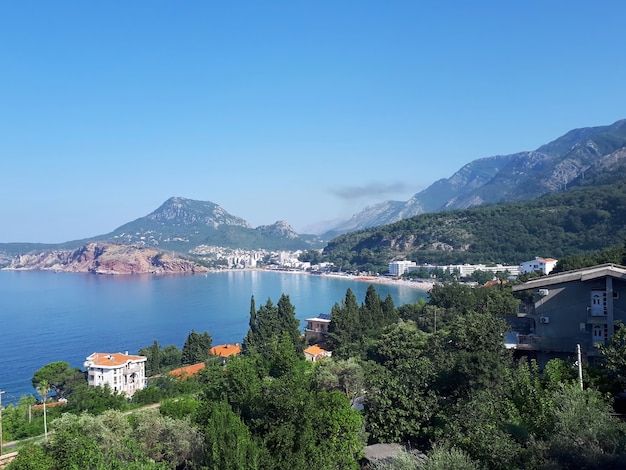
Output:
[277, 293, 304, 357]
[182, 329, 213, 365]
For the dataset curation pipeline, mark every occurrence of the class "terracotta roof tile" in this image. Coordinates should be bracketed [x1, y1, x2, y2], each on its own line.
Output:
[209, 344, 241, 358]
[86, 352, 146, 367]
[169, 362, 206, 379]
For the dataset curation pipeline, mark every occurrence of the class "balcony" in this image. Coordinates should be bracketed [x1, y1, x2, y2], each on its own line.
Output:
[514, 334, 591, 354]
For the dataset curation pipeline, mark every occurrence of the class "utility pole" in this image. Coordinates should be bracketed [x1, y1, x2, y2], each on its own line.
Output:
[0, 390, 5, 456]
[577, 344, 584, 390]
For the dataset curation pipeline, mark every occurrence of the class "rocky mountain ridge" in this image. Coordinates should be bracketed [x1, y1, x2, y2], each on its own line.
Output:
[322, 118, 626, 236]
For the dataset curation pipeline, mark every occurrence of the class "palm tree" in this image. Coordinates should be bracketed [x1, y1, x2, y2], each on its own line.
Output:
[37, 380, 50, 440]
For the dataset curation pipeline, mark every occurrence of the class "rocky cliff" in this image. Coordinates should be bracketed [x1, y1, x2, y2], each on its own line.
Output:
[5, 243, 209, 275]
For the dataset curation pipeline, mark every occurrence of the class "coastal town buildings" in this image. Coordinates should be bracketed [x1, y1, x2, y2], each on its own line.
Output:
[84, 352, 147, 397]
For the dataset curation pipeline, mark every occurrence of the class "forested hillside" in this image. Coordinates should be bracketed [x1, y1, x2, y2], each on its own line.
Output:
[323, 172, 626, 271]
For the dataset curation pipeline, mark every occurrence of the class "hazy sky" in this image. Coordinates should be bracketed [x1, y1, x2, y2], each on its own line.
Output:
[2, 2, 625, 243]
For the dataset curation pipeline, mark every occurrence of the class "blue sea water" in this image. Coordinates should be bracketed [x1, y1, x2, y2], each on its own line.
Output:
[0, 270, 425, 405]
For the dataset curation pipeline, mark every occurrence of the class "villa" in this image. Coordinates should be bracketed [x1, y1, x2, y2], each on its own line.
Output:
[84, 351, 147, 398]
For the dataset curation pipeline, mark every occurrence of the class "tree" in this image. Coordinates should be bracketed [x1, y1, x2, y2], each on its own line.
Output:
[31, 361, 84, 399]
[277, 294, 304, 357]
[4, 443, 55, 470]
[545, 384, 626, 468]
[181, 329, 213, 365]
[314, 357, 365, 404]
[140, 340, 163, 376]
[244, 295, 302, 357]
[328, 288, 361, 358]
[600, 320, 626, 392]
[200, 401, 259, 470]
[364, 321, 439, 444]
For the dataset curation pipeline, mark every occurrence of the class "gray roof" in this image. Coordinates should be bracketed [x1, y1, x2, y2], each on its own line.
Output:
[512, 263, 626, 292]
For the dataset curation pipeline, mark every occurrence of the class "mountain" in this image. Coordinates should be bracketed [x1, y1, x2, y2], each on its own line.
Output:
[322, 119, 626, 236]
[97, 197, 326, 252]
[322, 173, 626, 271]
[0, 197, 325, 258]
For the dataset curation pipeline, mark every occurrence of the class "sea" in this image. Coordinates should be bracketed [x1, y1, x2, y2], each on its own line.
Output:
[0, 270, 426, 406]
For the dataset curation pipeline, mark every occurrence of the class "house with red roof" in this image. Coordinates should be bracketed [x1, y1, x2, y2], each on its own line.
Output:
[304, 344, 332, 362]
[84, 352, 147, 398]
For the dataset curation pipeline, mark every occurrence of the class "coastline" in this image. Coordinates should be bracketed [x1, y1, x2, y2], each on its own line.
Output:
[256, 268, 435, 292]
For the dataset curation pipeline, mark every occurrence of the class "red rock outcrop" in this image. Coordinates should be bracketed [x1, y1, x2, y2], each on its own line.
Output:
[7, 243, 209, 275]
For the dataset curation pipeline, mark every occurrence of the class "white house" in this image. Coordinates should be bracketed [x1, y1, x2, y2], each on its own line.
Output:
[519, 257, 559, 275]
[84, 352, 147, 398]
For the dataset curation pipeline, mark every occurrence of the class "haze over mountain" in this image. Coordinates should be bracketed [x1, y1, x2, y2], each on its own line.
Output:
[320, 118, 626, 238]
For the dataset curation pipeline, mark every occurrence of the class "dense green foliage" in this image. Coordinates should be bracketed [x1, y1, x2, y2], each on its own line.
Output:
[323, 175, 626, 271]
[243, 294, 303, 357]
[10, 283, 626, 469]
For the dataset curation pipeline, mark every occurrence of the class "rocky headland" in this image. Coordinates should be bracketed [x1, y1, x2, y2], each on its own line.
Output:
[4, 242, 209, 275]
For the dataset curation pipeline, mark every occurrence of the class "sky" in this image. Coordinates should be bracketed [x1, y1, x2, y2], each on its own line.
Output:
[1, 1, 626, 243]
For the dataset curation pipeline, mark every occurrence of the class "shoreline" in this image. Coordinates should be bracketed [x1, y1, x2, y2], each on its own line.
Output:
[257, 268, 435, 292]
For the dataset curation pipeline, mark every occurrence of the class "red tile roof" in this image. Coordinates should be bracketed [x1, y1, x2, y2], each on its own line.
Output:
[209, 343, 241, 358]
[304, 345, 328, 356]
[169, 362, 206, 379]
[86, 352, 146, 367]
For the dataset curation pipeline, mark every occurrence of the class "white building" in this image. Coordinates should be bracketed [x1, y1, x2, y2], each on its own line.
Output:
[407, 263, 520, 277]
[84, 352, 147, 398]
[519, 257, 558, 275]
[388, 260, 417, 276]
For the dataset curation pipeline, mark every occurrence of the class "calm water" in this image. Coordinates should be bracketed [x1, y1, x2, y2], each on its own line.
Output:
[0, 270, 425, 405]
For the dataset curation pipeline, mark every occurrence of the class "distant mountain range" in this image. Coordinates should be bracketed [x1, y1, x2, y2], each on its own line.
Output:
[2, 118, 626, 262]
[0, 197, 325, 258]
[320, 118, 626, 237]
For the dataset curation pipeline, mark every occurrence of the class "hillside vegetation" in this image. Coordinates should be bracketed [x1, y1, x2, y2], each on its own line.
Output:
[323, 172, 626, 271]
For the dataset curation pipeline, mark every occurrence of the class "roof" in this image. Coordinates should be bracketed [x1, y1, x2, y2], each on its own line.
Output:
[304, 344, 330, 356]
[305, 315, 331, 323]
[512, 263, 626, 292]
[169, 362, 206, 379]
[85, 352, 146, 368]
[209, 343, 241, 357]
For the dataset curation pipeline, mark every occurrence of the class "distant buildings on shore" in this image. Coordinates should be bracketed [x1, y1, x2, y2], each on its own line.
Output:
[388, 256, 559, 279]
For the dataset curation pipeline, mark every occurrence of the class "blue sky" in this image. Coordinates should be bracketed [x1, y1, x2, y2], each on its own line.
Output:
[1, 1, 625, 243]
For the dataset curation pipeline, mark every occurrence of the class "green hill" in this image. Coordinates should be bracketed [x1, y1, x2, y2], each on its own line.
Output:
[322, 172, 626, 271]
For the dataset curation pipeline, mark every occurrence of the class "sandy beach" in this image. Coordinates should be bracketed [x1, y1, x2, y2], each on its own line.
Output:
[258, 268, 435, 292]
[319, 272, 435, 292]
